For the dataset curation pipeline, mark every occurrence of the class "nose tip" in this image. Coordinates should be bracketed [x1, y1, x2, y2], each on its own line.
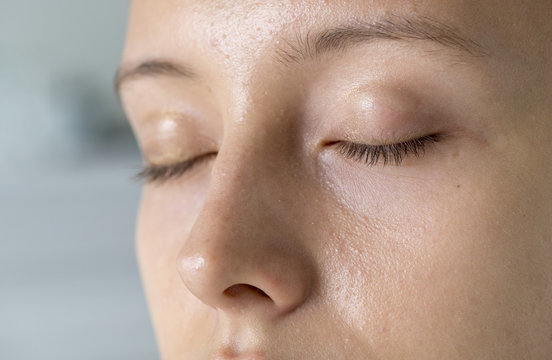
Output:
[177, 244, 313, 317]
[175, 139, 315, 318]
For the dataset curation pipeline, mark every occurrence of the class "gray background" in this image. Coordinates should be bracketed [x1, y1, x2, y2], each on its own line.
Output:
[1, 1, 160, 359]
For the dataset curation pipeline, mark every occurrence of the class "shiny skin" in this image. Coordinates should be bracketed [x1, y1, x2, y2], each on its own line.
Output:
[119, 1, 552, 359]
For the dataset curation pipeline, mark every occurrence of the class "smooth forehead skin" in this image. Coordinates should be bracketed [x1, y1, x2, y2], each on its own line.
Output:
[120, 1, 552, 360]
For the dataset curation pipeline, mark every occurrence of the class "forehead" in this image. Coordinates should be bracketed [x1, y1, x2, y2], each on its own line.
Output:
[123, 0, 494, 62]
[121, 0, 548, 99]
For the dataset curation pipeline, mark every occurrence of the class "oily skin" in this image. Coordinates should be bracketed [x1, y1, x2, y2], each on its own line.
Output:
[119, 0, 552, 359]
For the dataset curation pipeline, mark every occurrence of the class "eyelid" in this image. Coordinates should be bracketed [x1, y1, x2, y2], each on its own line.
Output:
[136, 133, 440, 183]
[334, 133, 441, 167]
[137, 152, 217, 183]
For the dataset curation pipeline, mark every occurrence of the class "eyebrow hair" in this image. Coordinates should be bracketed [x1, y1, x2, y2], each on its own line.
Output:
[115, 15, 488, 94]
[275, 15, 488, 64]
[114, 60, 196, 94]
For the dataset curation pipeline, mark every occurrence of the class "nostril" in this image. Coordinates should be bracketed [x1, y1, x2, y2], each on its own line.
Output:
[224, 284, 271, 299]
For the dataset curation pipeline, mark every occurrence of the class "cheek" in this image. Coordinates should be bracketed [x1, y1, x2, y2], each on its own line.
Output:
[317, 148, 552, 356]
[135, 182, 217, 359]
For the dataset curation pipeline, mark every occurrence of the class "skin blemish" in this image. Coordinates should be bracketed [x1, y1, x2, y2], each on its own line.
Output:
[210, 37, 221, 49]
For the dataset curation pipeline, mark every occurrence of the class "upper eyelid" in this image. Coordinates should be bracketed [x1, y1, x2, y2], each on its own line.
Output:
[137, 152, 217, 183]
[335, 134, 441, 166]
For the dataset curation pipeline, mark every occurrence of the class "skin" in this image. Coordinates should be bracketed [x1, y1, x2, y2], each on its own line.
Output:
[118, 1, 552, 359]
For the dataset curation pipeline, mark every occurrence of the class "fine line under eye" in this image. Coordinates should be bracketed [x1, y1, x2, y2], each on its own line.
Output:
[335, 134, 441, 167]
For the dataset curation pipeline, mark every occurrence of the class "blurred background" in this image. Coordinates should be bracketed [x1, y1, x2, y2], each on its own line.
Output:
[0, 1, 160, 359]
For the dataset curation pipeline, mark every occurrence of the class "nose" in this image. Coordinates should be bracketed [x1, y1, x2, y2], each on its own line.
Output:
[177, 143, 314, 318]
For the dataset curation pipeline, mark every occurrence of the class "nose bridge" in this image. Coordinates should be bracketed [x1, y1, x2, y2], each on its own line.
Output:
[202, 125, 277, 233]
[177, 109, 313, 317]
[212, 130, 270, 211]
[202, 90, 299, 231]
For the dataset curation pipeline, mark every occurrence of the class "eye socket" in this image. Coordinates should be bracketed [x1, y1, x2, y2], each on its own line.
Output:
[333, 134, 442, 167]
[137, 152, 217, 184]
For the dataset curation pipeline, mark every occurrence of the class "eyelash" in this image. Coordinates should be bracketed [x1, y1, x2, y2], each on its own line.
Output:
[137, 152, 217, 184]
[334, 134, 441, 167]
[137, 134, 441, 183]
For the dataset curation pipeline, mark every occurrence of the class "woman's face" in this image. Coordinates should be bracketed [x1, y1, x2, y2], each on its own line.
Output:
[118, 1, 552, 359]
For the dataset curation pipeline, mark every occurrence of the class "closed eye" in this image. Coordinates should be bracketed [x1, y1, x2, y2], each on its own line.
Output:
[333, 134, 442, 167]
[137, 152, 217, 184]
[137, 134, 440, 183]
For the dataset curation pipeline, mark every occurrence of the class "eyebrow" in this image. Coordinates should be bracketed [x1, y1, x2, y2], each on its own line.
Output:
[276, 15, 488, 64]
[115, 15, 487, 94]
[114, 60, 196, 94]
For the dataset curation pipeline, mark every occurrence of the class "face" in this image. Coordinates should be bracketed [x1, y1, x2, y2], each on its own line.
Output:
[118, 1, 552, 359]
